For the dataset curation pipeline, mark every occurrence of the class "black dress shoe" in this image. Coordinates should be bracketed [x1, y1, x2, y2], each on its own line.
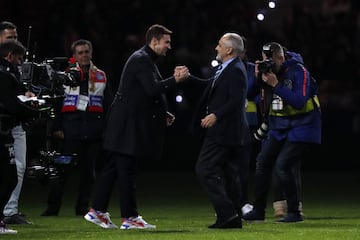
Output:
[276, 213, 303, 223]
[208, 215, 242, 229]
[4, 214, 32, 224]
[17, 212, 26, 217]
[242, 209, 265, 222]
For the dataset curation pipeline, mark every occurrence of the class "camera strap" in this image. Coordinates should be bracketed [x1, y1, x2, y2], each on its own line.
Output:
[259, 87, 273, 121]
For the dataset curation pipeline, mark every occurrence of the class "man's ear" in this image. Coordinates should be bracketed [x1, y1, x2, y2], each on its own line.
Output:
[150, 37, 158, 46]
[4, 52, 13, 62]
[280, 54, 285, 62]
[227, 47, 233, 55]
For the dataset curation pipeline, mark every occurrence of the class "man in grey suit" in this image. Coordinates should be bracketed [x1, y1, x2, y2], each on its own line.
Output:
[193, 33, 251, 229]
[84, 24, 189, 230]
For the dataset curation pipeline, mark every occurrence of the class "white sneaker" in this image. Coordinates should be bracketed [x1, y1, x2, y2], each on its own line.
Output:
[0, 223, 17, 234]
[120, 216, 156, 230]
[84, 208, 118, 229]
[241, 203, 254, 215]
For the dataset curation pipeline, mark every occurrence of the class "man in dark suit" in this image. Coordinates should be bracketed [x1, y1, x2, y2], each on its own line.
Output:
[84, 24, 189, 230]
[193, 33, 251, 229]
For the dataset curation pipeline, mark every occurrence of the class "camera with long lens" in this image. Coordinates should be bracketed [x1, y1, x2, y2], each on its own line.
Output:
[253, 122, 269, 142]
[26, 150, 77, 184]
[20, 57, 80, 98]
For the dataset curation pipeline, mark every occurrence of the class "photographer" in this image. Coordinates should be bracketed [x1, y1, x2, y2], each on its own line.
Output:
[242, 42, 321, 223]
[0, 40, 38, 234]
[41, 39, 112, 216]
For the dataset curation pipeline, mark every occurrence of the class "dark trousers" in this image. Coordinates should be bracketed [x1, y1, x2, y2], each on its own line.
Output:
[195, 137, 245, 221]
[272, 160, 302, 202]
[253, 135, 309, 214]
[46, 139, 100, 213]
[92, 152, 138, 218]
[0, 137, 18, 220]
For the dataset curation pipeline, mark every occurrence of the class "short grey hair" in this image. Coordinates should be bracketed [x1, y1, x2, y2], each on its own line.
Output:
[223, 33, 244, 56]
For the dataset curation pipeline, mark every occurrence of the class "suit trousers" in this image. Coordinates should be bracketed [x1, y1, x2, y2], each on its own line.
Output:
[92, 152, 138, 218]
[195, 137, 245, 221]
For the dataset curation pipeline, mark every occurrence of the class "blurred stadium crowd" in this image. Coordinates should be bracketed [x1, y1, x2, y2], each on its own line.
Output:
[1, 0, 359, 168]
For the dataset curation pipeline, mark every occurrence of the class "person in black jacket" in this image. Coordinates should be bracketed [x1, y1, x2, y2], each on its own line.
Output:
[84, 24, 189, 230]
[191, 33, 251, 229]
[41, 39, 113, 216]
[1, 21, 34, 225]
[0, 40, 38, 234]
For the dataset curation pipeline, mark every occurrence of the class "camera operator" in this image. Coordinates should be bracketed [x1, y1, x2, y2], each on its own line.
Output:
[242, 42, 321, 223]
[0, 21, 35, 225]
[0, 40, 38, 234]
[41, 39, 112, 216]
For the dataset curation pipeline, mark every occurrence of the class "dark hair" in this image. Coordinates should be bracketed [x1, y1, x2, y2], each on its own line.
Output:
[0, 21, 17, 33]
[70, 39, 92, 54]
[262, 42, 284, 58]
[145, 24, 172, 45]
[0, 40, 25, 57]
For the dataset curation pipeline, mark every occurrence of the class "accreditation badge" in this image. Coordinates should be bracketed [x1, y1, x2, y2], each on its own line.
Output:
[77, 95, 89, 111]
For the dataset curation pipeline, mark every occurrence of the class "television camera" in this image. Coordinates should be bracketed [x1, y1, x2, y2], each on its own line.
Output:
[20, 57, 80, 98]
[22, 58, 81, 183]
[21, 26, 80, 183]
[27, 150, 77, 185]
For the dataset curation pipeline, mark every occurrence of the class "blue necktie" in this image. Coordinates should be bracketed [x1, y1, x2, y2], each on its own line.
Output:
[212, 65, 222, 88]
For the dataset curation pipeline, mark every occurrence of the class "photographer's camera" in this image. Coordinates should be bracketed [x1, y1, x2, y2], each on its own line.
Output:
[258, 58, 276, 75]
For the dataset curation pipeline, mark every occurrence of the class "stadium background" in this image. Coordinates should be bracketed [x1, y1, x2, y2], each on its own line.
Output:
[1, 0, 359, 171]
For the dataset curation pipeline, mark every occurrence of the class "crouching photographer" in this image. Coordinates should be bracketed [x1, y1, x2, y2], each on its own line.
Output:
[242, 42, 321, 223]
[0, 40, 39, 234]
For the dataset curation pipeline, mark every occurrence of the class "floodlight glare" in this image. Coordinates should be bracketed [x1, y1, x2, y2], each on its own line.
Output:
[211, 59, 220, 67]
[176, 94, 183, 103]
[257, 13, 265, 21]
[269, 1, 276, 9]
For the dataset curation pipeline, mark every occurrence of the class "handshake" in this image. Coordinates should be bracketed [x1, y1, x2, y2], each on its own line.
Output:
[173, 66, 190, 82]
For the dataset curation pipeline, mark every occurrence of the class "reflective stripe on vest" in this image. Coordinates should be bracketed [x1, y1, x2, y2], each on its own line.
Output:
[269, 95, 320, 116]
[246, 101, 257, 113]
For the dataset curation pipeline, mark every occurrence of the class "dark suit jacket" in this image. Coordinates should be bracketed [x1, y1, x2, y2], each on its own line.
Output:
[103, 45, 177, 160]
[192, 58, 251, 146]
